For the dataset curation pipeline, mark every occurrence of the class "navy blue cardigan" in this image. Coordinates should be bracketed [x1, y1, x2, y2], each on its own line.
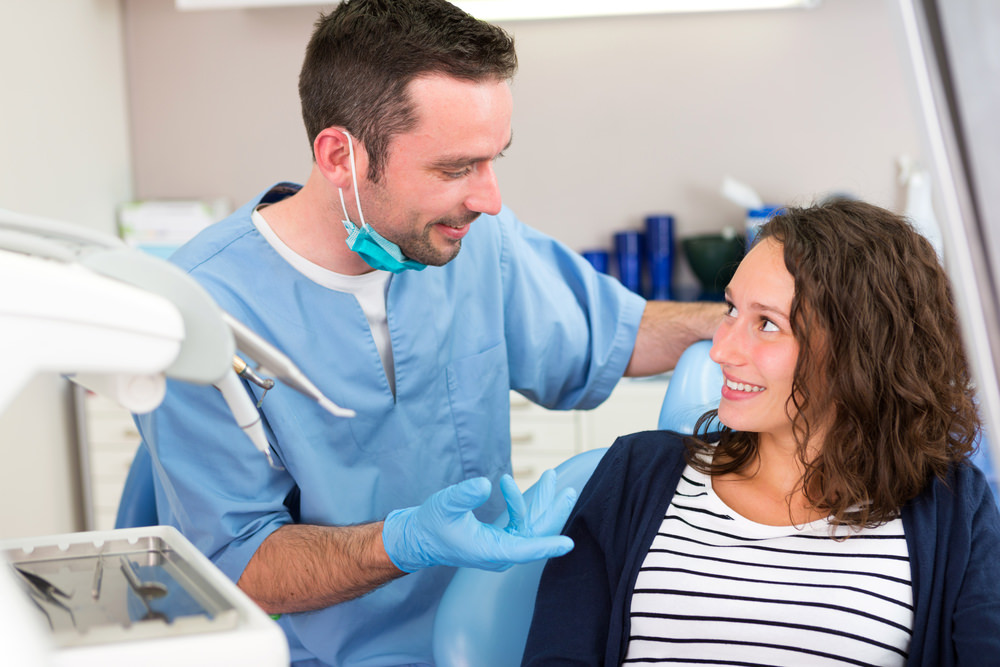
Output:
[522, 431, 1000, 666]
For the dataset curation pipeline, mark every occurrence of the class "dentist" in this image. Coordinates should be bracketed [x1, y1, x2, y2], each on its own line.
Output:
[136, 1, 723, 665]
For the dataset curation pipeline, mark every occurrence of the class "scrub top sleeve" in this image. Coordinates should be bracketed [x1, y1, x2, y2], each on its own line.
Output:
[136, 378, 295, 583]
[497, 210, 646, 410]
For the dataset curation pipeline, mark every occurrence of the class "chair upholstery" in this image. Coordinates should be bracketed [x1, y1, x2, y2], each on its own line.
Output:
[657, 339, 723, 433]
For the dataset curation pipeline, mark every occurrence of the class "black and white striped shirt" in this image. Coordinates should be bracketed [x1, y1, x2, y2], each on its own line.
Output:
[624, 465, 913, 666]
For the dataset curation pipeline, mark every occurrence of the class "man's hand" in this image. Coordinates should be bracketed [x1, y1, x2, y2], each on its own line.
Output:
[501, 470, 576, 539]
[382, 475, 575, 573]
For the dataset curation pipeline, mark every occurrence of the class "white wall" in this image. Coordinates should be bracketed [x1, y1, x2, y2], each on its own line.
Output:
[123, 0, 924, 289]
[0, 0, 132, 538]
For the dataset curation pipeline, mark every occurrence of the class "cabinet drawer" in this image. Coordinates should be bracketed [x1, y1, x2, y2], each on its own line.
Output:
[90, 448, 138, 481]
[510, 415, 577, 455]
[92, 479, 128, 511]
[86, 415, 143, 448]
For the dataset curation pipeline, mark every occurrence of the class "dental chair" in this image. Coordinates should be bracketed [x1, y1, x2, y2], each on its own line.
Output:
[432, 340, 722, 667]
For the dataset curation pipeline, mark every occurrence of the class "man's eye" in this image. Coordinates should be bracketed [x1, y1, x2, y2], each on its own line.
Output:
[444, 167, 472, 179]
[725, 302, 738, 318]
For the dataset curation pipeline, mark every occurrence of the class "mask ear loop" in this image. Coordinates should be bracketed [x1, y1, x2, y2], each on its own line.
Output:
[337, 130, 368, 230]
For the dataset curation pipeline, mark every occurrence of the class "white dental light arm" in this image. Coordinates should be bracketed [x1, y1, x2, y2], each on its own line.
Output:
[0, 207, 353, 453]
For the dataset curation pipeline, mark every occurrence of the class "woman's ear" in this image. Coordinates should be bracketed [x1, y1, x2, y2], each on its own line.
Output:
[313, 127, 362, 189]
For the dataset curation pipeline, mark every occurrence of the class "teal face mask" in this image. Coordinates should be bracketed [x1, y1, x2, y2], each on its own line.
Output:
[339, 131, 426, 273]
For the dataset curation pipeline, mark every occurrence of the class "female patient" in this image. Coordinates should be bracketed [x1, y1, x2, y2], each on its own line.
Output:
[522, 200, 1000, 666]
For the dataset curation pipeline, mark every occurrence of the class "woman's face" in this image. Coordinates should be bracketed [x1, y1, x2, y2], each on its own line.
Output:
[711, 238, 800, 443]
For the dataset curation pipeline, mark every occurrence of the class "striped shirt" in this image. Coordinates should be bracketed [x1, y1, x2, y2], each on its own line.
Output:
[624, 464, 913, 666]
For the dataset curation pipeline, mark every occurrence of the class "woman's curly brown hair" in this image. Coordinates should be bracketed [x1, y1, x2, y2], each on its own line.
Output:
[686, 199, 981, 528]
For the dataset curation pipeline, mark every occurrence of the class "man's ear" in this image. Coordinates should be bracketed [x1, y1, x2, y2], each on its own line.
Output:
[314, 127, 363, 189]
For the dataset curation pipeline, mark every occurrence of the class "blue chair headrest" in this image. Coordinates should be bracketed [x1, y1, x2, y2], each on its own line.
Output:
[657, 340, 723, 434]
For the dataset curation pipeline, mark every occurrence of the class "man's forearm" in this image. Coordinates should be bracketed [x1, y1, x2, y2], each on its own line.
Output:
[624, 300, 726, 376]
[238, 522, 404, 614]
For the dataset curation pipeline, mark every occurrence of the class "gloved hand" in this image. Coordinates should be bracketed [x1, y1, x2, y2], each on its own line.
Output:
[501, 469, 576, 539]
[382, 473, 577, 573]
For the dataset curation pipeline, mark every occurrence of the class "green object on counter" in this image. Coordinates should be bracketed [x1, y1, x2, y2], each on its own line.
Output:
[682, 233, 745, 296]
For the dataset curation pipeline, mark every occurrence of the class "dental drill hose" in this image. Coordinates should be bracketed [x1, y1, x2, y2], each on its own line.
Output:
[215, 370, 275, 466]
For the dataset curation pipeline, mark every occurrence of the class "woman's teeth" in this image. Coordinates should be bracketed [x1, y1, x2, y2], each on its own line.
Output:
[726, 379, 764, 393]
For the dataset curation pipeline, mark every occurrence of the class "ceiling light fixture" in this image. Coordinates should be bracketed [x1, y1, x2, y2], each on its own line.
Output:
[176, 0, 820, 16]
[454, 0, 821, 21]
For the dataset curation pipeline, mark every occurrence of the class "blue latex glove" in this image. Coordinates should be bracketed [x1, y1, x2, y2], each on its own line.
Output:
[501, 470, 576, 539]
[382, 474, 576, 573]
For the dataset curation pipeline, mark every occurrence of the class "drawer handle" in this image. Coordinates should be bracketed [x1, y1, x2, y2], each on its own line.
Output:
[511, 433, 534, 444]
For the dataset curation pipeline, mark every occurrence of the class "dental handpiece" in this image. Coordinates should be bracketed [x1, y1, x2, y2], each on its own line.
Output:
[233, 355, 275, 391]
[222, 312, 356, 418]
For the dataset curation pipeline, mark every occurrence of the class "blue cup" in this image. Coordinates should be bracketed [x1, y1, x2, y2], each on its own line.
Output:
[645, 215, 674, 300]
[581, 250, 610, 274]
[614, 231, 643, 294]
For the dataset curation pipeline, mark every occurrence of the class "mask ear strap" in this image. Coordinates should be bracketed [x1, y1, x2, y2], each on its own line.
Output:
[338, 130, 367, 230]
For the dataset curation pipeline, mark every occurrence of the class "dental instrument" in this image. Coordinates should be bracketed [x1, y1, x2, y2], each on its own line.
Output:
[233, 354, 275, 391]
[222, 313, 356, 418]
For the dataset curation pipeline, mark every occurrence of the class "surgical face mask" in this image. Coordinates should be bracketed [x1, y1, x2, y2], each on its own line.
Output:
[339, 131, 426, 273]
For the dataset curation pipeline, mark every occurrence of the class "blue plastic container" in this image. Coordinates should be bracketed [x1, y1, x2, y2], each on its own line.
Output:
[645, 215, 674, 300]
[581, 250, 610, 274]
[614, 231, 642, 294]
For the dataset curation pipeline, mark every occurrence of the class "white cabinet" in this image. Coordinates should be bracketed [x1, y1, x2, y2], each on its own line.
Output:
[509, 376, 669, 489]
[81, 393, 143, 531]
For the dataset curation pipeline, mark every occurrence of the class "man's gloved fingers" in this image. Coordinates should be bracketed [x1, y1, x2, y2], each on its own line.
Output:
[500, 474, 527, 534]
[498, 534, 575, 564]
[529, 469, 557, 521]
[529, 486, 578, 536]
[438, 476, 493, 515]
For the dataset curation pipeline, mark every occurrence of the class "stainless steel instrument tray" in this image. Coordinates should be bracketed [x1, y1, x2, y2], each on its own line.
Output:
[4, 532, 239, 648]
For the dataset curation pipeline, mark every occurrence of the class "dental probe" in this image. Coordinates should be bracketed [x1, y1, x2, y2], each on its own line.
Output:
[222, 312, 356, 418]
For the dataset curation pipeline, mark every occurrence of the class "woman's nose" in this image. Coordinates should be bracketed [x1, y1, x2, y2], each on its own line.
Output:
[710, 320, 742, 366]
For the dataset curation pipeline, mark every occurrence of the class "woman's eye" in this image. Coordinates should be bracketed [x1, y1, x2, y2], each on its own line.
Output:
[761, 319, 779, 333]
[725, 302, 738, 318]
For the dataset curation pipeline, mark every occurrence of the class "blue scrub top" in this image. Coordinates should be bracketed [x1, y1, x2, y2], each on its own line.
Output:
[136, 183, 646, 665]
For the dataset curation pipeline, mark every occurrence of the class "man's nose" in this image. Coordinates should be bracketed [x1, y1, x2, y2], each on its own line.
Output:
[466, 162, 502, 216]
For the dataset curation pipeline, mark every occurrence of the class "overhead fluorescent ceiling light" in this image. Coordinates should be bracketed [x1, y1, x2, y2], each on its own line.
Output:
[455, 0, 821, 21]
[176, 0, 820, 17]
